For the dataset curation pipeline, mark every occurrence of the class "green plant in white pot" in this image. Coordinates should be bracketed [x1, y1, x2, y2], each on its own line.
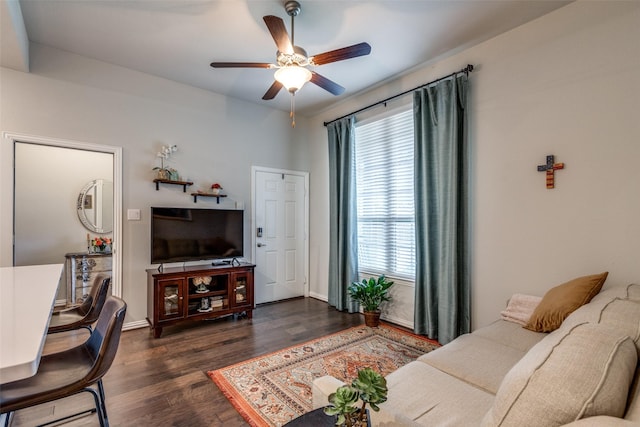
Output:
[347, 275, 394, 327]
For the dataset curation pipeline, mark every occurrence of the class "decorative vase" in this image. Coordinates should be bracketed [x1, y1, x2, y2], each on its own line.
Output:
[363, 311, 381, 327]
[157, 169, 169, 180]
[211, 188, 220, 195]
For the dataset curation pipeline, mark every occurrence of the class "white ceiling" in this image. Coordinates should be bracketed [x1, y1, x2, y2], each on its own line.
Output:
[4, 0, 572, 115]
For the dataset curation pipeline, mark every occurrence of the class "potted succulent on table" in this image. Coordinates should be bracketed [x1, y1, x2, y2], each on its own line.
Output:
[347, 275, 394, 327]
[324, 367, 388, 427]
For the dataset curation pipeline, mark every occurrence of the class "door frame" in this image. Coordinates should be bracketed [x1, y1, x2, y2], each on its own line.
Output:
[2, 131, 123, 300]
[251, 166, 309, 299]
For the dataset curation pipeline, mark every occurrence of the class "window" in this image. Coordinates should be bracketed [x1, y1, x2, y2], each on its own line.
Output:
[354, 108, 415, 279]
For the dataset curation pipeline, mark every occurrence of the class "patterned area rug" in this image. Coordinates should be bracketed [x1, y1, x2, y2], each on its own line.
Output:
[208, 324, 439, 426]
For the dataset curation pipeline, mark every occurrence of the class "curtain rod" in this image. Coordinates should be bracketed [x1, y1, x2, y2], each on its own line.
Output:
[323, 64, 474, 127]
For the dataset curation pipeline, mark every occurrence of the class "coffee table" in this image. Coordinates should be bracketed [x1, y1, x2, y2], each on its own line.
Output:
[284, 408, 335, 426]
[285, 407, 371, 426]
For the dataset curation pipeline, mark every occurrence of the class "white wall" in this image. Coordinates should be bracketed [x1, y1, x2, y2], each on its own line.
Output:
[307, 1, 640, 329]
[1, 43, 310, 325]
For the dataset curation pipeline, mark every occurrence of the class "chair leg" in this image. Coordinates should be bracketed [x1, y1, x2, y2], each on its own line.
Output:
[36, 407, 97, 427]
[1, 412, 14, 427]
[86, 385, 107, 427]
[97, 379, 110, 425]
[35, 385, 106, 427]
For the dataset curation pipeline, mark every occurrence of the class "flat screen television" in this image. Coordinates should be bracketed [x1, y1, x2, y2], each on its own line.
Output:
[151, 207, 243, 264]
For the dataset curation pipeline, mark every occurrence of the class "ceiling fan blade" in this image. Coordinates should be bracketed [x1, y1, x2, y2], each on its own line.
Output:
[263, 15, 294, 55]
[310, 72, 345, 96]
[310, 42, 372, 66]
[210, 62, 273, 68]
[262, 81, 284, 100]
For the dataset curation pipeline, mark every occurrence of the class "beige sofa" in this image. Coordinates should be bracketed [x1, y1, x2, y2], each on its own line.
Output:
[313, 283, 640, 426]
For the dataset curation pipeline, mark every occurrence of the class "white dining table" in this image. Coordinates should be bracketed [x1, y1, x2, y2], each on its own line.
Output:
[0, 264, 63, 384]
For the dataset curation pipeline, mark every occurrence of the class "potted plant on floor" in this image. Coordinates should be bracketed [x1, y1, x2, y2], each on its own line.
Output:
[324, 367, 388, 427]
[348, 275, 394, 327]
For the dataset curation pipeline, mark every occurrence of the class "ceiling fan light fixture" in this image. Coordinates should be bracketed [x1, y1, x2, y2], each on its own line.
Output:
[274, 66, 312, 93]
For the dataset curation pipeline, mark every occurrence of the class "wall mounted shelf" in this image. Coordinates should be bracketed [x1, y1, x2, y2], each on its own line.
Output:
[153, 179, 193, 192]
[190, 192, 227, 204]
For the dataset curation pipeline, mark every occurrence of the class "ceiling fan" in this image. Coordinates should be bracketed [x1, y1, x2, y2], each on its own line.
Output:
[210, 0, 371, 126]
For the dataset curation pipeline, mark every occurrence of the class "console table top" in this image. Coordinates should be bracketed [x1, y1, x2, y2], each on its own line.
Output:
[146, 262, 255, 276]
[65, 252, 112, 257]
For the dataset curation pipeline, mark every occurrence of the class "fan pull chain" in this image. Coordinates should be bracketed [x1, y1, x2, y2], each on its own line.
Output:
[290, 93, 296, 128]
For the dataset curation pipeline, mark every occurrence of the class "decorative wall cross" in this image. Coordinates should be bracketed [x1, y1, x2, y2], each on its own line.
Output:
[537, 155, 565, 189]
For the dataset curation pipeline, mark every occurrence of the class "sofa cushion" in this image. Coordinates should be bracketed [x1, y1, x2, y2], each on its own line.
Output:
[625, 367, 640, 422]
[482, 323, 637, 427]
[629, 284, 640, 301]
[562, 298, 640, 353]
[562, 416, 640, 426]
[524, 272, 608, 332]
[419, 334, 526, 394]
[377, 360, 494, 426]
[473, 319, 547, 353]
[589, 283, 640, 305]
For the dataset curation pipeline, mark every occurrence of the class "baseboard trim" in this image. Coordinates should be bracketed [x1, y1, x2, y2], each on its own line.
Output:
[381, 314, 413, 330]
[307, 293, 413, 329]
[123, 320, 149, 331]
[308, 292, 328, 302]
[120, 299, 413, 332]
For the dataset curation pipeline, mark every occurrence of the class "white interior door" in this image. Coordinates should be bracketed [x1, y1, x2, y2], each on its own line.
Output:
[253, 169, 307, 304]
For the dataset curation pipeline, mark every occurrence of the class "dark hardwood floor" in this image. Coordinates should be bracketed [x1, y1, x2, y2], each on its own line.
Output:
[11, 297, 364, 426]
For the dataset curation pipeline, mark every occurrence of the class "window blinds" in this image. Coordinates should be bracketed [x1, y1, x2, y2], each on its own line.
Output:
[354, 108, 415, 279]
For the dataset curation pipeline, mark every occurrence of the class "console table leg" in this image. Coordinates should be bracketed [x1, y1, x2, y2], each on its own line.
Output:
[153, 326, 163, 339]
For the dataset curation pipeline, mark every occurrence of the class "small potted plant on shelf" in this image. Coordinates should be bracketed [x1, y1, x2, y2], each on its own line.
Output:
[324, 367, 388, 427]
[347, 275, 394, 327]
[211, 183, 223, 195]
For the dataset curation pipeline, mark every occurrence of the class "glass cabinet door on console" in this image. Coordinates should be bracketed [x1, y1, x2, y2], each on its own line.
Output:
[158, 278, 184, 320]
[231, 270, 253, 309]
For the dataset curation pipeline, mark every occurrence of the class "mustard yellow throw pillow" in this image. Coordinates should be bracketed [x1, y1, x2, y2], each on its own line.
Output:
[524, 272, 608, 332]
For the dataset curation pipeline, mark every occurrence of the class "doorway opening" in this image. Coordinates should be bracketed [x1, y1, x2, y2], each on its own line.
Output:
[5, 132, 122, 302]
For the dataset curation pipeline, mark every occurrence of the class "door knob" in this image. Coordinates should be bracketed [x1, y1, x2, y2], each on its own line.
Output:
[257, 243, 267, 247]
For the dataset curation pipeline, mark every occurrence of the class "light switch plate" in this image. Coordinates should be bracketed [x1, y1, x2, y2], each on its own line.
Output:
[127, 209, 141, 220]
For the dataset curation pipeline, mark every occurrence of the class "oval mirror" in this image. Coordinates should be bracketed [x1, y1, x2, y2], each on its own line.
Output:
[77, 179, 113, 233]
